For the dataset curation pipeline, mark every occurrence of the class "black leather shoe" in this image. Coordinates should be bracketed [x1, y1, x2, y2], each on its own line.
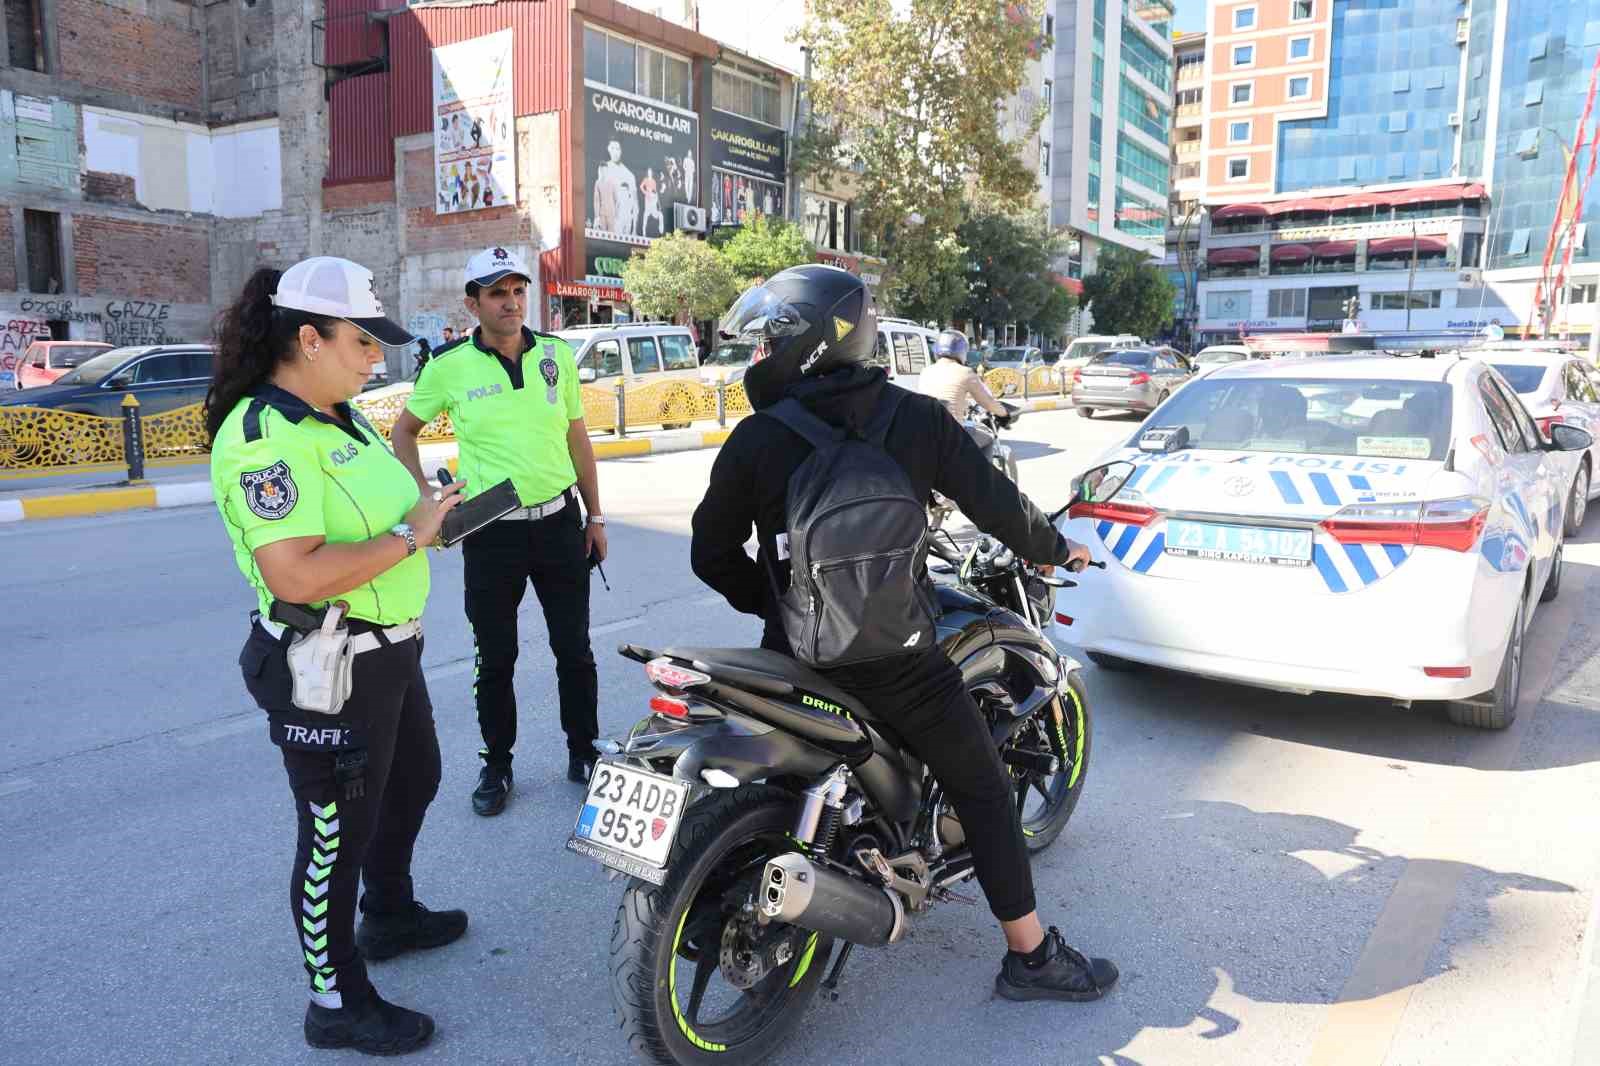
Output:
[356, 901, 469, 962]
[994, 927, 1119, 1002]
[471, 763, 512, 816]
[304, 987, 434, 1055]
[567, 756, 595, 784]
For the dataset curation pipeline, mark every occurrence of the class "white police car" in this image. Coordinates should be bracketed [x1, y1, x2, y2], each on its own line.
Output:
[1055, 355, 1593, 729]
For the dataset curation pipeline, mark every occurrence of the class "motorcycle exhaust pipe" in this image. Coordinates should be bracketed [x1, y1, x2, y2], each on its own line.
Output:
[759, 853, 905, 947]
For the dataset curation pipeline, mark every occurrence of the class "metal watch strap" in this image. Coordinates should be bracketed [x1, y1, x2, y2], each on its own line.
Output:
[391, 524, 417, 556]
[587, 515, 606, 526]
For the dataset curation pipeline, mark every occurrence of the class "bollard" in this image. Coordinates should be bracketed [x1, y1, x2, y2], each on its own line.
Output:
[1023, 369, 1031, 400]
[716, 381, 727, 427]
[613, 380, 627, 439]
[120, 392, 146, 482]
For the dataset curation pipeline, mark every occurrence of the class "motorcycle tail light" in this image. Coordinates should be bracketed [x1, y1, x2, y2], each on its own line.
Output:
[646, 658, 710, 691]
[650, 695, 691, 719]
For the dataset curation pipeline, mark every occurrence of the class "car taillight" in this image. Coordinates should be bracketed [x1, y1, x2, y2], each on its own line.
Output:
[645, 658, 710, 690]
[1068, 501, 1157, 526]
[1319, 497, 1489, 553]
[1072, 368, 1083, 384]
[650, 695, 690, 719]
[1054, 613, 1074, 626]
[1128, 372, 1151, 385]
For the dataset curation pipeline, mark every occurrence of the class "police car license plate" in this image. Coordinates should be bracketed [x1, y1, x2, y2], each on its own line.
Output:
[1164, 520, 1313, 567]
[566, 761, 691, 885]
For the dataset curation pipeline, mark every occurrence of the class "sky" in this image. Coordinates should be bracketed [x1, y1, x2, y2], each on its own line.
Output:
[1173, 0, 1205, 34]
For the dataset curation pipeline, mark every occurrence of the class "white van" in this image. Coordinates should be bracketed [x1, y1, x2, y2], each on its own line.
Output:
[874, 316, 938, 393]
[1060, 334, 1142, 366]
[558, 322, 702, 386]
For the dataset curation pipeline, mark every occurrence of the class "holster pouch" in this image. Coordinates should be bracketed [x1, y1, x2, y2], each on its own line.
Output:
[285, 603, 355, 715]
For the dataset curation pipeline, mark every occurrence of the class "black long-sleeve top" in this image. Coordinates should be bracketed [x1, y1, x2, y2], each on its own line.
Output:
[690, 366, 1072, 647]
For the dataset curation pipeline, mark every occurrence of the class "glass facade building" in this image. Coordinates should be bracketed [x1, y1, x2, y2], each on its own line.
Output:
[1486, 0, 1600, 269]
[1275, 0, 1465, 193]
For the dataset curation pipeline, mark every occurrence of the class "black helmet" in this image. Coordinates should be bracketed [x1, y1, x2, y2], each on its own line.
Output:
[720, 265, 876, 409]
[934, 329, 970, 361]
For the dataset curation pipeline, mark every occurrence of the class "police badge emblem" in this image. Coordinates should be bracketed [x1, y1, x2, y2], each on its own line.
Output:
[539, 355, 560, 404]
[240, 461, 299, 520]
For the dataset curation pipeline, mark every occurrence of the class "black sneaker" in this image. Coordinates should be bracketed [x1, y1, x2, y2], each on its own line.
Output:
[995, 927, 1119, 1002]
[567, 755, 595, 784]
[303, 987, 434, 1055]
[472, 763, 512, 816]
[356, 901, 469, 962]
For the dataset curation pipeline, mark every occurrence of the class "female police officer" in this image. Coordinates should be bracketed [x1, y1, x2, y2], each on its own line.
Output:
[206, 257, 468, 1056]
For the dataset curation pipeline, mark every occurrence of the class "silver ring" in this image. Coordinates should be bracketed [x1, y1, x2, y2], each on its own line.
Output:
[431, 491, 443, 502]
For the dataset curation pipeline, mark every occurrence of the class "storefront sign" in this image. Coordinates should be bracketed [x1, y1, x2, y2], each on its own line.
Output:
[547, 280, 627, 302]
[707, 110, 786, 228]
[584, 84, 699, 246]
[431, 30, 516, 215]
[1275, 220, 1457, 243]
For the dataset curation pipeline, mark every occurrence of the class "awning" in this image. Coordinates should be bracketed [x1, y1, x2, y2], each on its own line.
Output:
[1311, 240, 1358, 257]
[1328, 192, 1395, 211]
[1208, 246, 1262, 265]
[1211, 203, 1267, 221]
[1271, 243, 1315, 262]
[1052, 272, 1084, 295]
[1266, 198, 1333, 216]
[1387, 185, 1475, 208]
[1367, 234, 1448, 255]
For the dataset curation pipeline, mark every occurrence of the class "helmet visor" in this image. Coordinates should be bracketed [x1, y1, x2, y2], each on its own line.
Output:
[719, 285, 810, 344]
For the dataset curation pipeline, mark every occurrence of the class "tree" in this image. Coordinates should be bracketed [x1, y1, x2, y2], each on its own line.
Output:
[956, 202, 1063, 338]
[794, 0, 1049, 288]
[1029, 285, 1077, 347]
[885, 230, 968, 326]
[714, 214, 816, 286]
[618, 234, 740, 324]
[1080, 246, 1175, 339]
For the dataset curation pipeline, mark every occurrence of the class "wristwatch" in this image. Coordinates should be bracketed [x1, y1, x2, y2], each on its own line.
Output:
[390, 522, 418, 557]
[586, 514, 606, 526]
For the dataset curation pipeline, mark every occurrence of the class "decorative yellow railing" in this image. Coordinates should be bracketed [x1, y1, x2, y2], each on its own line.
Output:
[982, 366, 1068, 398]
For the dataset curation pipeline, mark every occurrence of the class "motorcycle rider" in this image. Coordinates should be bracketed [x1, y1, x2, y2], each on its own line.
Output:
[690, 265, 1119, 1002]
[919, 328, 1010, 427]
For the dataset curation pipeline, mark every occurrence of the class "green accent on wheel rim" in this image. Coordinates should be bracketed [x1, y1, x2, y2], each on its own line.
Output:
[669, 905, 728, 1052]
[789, 932, 819, 988]
[1061, 684, 1086, 789]
[1022, 827, 1037, 837]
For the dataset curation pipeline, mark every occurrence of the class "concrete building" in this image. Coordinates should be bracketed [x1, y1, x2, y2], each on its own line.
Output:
[1165, 29, 1206, 344]
[0, 0, 293, 388]
[1193, 0, 1600, 349]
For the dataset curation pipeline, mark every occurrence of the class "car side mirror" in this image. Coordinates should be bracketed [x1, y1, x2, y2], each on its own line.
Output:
[1546, 423, 1593, 453]
[1072, 460, 1138, 505]
[106, 373, 133, 389]
[578, 367, 597, 384]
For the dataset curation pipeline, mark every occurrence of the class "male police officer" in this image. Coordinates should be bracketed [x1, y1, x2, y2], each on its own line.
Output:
[391, 248, 607, 816]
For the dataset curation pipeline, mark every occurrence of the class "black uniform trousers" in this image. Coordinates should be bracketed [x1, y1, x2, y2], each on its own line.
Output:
[763, 624, 1036, 923]
[240, 620, 442, 1008]
[461, 495, 598, 766]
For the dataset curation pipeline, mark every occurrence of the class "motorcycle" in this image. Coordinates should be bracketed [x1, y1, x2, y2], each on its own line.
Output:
[929, 400, 1022, 533]
[569, 461, 1136, 1066]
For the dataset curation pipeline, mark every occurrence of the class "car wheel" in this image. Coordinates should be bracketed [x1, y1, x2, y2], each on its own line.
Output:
[1155, 390, 1171, 407]
[1565, 459, 1590, 536]
[1448, 589, 1525, 730]
[1087, 651, 1141, 672]
[1541, 538, 1563, 603]
[1077, 406, 1095, 419]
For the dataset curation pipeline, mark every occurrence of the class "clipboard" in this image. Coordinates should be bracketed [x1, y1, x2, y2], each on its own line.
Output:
[439, 479, 521, 547]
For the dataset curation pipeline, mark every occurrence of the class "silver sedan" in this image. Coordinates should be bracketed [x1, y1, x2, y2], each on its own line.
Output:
[1071, 347, 1193, 419]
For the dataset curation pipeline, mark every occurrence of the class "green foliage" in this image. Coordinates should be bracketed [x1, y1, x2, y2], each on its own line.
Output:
[883, 230, 968, 325]
[1080, 246, 1174, 339]
[618, 234, 741, 322]
[716, 214, 816, 287]
[957, 203, 1065, 336]
[1030, 286, 1077, 345]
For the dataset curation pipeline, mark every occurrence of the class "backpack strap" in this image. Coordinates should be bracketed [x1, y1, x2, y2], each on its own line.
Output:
[862, 385, 907, 447]
[764, 397, 845, 450]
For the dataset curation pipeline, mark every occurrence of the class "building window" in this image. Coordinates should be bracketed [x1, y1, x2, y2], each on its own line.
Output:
[1177, 53, 1205, 78]
[1529, 33, 1548, 60]
[1233, 44, 1255, 69]
[1461, 232, 1483, 268]
[1287, 75, 1312, 100]
[5, 0, 46, 72]
[1231, 81, 1253, 106]
[1233, 6, 1257, 31]
[1206, 290, 1252, 319]
[1507, 228, 1532, 256]
[1120, 77, 1170, 141]
[714, 66, 782, 126]
[1292, 0, 1314, 19]
[804, 193, 850, 253]
[1229, 120, 1251, 144]
[1288, 36, 1312, 61]
[1388, 111, 1410, 132]
[1117, 133, 1170, 192]
[1371, 291, 1442, 310]
[1570, 282, 1598, 304]
[1525, 80, 1544, 107]
[1227, 157, 1250, 181]
[22, 209, 61, 294]
[1515, 128, 1541, 158]
[1043, 79, 1053, 111]
[1044, 14, 1054, 39]
[584, 26, 692, 110]
[1041, 141, 1050, 177]
[1268, 289, 1308, 318]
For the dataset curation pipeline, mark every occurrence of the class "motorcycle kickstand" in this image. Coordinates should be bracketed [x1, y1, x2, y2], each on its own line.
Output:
[821, 942, 854, 1001]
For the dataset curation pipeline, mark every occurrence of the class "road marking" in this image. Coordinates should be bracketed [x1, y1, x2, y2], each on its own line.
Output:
[0, 777, 36, 797]
[154, 481, 214, 509]
[426, 658, 476, 683]
[0, 499, 22, 523]
[178, 716, 260, 747]
[1307, 566, 1589, 1066]
[592, 617, 647, 636]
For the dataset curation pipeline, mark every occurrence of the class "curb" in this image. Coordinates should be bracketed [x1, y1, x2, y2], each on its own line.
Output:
[0, 403, 1064, 525]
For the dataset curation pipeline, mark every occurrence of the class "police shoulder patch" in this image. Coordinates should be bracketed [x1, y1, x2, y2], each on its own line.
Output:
[240, 460, 299, 520]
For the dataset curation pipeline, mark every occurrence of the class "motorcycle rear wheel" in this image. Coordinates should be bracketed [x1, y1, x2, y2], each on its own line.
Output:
[611, 785, 833, 1065]
[1010, 670, 1092, 852]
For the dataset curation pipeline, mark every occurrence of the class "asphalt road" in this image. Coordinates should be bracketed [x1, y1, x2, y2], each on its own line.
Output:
[4, 407, 1600, 1066]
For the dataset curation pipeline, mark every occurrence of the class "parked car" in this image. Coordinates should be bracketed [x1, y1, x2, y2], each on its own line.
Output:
[0, 344, 214, 417]
[984, 345, 1049, 370]
[17, 341, 113, 389]
[559, 322, 702, 387]
[873, 316, 937, 393]
[1060, 334, 1143, 366]
[1070, 347, 1194, 418]
[699, 341, 756, 385]
[1482, 348, 1600, 535]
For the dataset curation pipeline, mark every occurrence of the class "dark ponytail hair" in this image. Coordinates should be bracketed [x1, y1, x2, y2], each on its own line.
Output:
[205, 267, 338, 441]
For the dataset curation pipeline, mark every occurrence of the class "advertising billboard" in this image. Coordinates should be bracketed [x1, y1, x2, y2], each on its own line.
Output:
[431, 30, 517, 215]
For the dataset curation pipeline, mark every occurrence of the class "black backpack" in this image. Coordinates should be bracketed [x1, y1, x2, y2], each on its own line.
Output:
[764, 387, 937, 667]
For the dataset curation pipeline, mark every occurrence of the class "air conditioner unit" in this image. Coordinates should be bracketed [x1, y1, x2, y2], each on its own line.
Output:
[1459, 268, 1481, 284]
[1448, 111, 1462, 127]
[674, 203, 707, 234]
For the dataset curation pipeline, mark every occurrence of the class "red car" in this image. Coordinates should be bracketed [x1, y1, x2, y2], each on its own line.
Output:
[17, 341, 112, 389]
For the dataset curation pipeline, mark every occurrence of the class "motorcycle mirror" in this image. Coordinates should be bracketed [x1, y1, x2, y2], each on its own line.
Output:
[1072, 460, 1138, 506]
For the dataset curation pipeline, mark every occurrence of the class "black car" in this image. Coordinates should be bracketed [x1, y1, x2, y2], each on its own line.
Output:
[0, 344, 213, 417]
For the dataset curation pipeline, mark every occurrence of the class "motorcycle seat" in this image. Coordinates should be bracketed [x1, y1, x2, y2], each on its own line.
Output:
[662, 646, 872, 721]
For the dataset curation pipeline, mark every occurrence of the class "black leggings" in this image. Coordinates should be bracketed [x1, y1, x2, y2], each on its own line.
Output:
[763, 629, 1036, 922]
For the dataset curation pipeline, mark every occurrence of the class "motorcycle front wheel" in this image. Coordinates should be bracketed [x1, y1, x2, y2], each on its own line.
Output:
[611, 784, 833, 1065]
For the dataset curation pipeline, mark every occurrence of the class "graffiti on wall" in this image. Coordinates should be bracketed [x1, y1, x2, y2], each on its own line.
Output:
[407, 312, 449, 347]
[102, 301, 173, 346]
[20, 298, 103, 326]
[0, 318, 49, 389]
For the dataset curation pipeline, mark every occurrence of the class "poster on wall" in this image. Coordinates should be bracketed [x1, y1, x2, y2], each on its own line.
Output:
[711, 172, 784, 227]
[584, 84, 699, 247]
[707, 110, 786, 227]
[432, 29, 516, 215]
